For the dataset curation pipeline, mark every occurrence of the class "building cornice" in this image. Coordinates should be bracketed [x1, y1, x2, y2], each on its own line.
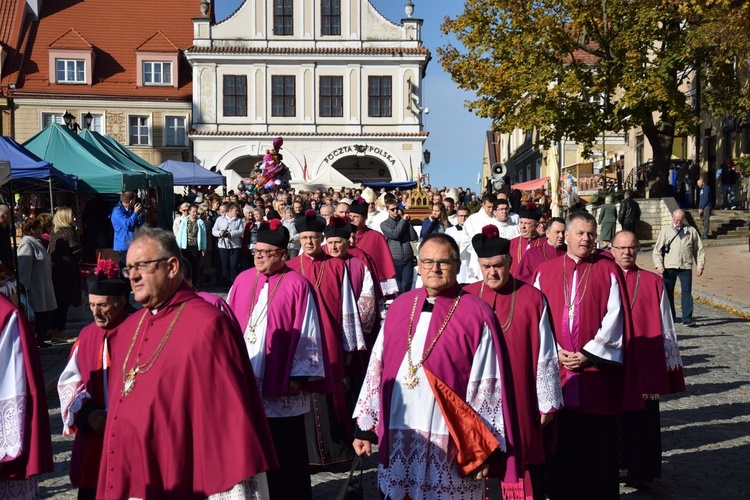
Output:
[10, 96, 191, 109]
[189, 129, 428, 138]
[186, 45, 429, 56]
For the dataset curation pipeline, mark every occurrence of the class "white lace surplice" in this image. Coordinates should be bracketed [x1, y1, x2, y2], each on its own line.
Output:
[355, 313, 505, 500]
[126, 474, 269, 500]
[245, 285, 324, 418]
[536, 300, 564, 413]
[340, 267, 366, 352]
[0, 311, 26, 464]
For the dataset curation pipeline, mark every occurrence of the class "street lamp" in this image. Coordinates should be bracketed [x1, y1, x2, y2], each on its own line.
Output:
[423, 149, 431, 165]
[84, 111, 93, 129]
[62, 110, 74, 127]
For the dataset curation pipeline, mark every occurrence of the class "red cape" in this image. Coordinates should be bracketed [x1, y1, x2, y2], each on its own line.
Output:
[98, 287, 277, 499]
[509, 236, 543, 277]
[353, 227, 397, 283]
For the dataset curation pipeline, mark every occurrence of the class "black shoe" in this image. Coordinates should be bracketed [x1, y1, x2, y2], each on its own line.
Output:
[683, 318, 697, 327]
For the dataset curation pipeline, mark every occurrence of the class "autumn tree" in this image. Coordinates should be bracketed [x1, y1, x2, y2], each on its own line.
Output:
[439, 0, 750, 186]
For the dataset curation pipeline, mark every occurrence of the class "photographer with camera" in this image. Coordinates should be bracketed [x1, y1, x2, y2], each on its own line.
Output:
[652, 209, 705, 327]
[212, 202, 244, 288]
[110, 191, 145, 268]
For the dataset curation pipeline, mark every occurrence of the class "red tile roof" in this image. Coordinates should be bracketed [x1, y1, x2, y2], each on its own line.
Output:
[6, 0, 200, 99]
[48, 28, 92, 50]
[0, 0, 23, 50]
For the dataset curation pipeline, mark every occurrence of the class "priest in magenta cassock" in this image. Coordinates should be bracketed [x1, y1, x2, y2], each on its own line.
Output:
[287, 210, 366, 466]
[0, 294, 53, 498]
[353, 233, 524, 500]
[98, 226, 277, 499]
[464, 226, 563, 500]
[611, 230, 685, 491]
[508, 204, 544, 277]
[533, 212, 642, 500]
[58, 260, 129, 500]
[348, 198, 399, 296]
[228, 219, 327, 499]
[515, 217, 566, 284]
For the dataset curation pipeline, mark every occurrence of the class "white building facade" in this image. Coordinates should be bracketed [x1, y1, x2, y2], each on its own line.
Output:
[186, 0, 430, 190]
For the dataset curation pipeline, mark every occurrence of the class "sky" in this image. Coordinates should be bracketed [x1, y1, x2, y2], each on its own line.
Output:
[212, 0, 491, 190]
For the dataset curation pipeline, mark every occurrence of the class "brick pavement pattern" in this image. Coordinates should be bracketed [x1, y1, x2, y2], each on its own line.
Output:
[34, 300, 750, 499]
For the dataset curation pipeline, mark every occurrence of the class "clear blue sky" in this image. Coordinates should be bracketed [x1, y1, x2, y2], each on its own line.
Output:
[213, 0, 491, 190]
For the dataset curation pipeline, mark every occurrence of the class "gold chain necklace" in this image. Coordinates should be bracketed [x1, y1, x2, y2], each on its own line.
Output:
[480, 277, 517, 331]
[628, 270, 641, 311]
[121, 302, 186, 396]
[300, 255, 327, 292]
[246, 271, 287, 344]
[404, 292, 462, 390]
[562, 256, 593, 320]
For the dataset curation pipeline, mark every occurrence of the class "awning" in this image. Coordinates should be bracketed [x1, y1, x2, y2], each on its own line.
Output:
[510, 177, 550, 191]
[0, 136, 78, 192]
[157, 160, 226, 186]
[362, 181, 417, 190]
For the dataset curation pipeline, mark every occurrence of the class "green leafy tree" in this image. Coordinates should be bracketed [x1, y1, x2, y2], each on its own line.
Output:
[439, 0, 750, 186]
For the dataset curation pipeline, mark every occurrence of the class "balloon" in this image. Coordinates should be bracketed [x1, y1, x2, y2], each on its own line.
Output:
[274, 179, 282, 185]
[273, 136, 283, 151]
[237, 181, 246, 191]
[264, 180, 275, 190]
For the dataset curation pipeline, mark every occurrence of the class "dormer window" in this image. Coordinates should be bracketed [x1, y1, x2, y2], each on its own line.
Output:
[143, 61, 172, 85]
[56, 59, 86, 83]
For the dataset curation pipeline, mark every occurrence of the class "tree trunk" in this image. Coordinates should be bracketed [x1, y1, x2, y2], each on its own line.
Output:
[642, 122, 675, 197]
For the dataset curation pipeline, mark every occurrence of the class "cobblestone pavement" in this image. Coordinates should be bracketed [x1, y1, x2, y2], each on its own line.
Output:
[35, 300, 750, 499]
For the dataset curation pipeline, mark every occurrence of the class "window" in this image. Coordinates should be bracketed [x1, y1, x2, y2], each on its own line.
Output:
[223, 75, 248, 116]
[321, 0, 341, 36]
[143, 62, 172, 85]
[56, 59, 85, 83]
[129, 116, 150, 146]
[274, 0, 293, 35]
[272, 76, 296, 117]
[320, 76, 343, 117]
[165, 116, 187, 147]
[81, 113, 104, 133]
[368, 76, 392, 117]
[42, 113, 65, 128]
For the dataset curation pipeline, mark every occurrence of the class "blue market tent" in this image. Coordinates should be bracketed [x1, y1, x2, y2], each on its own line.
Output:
[157, 160, 225, 186]
[0, 136, 77, 193]
[24, 123, 147, 193]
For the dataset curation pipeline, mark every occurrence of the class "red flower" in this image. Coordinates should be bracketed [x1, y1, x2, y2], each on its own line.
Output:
[93, 259, 120, 279]
[268, 219, 282, 231]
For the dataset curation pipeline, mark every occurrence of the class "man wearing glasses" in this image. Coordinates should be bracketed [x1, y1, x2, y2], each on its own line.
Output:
[351, 199, 400, 296]
[353, 233, 524, 499]
[286, 211, 365, 468]
[99, 226, 277, 498]
[611, 230, 685, 492]
[228, 220, 327, 499]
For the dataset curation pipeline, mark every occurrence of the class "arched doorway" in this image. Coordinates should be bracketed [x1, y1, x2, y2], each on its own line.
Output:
[330, 156, 392, 184]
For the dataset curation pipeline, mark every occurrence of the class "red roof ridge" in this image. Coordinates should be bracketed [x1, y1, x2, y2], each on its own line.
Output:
[48, 27, 92, 50]
[136, 31, 179, 53]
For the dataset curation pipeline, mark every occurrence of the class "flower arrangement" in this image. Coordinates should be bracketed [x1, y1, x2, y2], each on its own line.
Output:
[93, 259, 120, 279]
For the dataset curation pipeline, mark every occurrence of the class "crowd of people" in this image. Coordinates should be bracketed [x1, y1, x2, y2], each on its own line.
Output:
[0, 180, 705, 500]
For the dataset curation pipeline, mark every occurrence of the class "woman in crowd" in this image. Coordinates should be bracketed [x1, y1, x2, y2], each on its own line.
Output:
[173, 202, 190, 236]
[48, 206, 82, 341]
[36, 213, 53, 250]
[17, 217, 57, 346]
[241, 209, 259, 270]
[212, 202, 244, 287]
[597, 194, 618, 249]
[282, 206, 301, 258]
[177, 204, 206, 287]
[420, 202, 450, 239]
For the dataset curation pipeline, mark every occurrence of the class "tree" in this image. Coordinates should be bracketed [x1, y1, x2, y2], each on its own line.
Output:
[439, 0, 750, 187]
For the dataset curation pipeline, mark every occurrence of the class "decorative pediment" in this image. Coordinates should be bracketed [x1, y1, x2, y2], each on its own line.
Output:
[48, 28, 92, 50]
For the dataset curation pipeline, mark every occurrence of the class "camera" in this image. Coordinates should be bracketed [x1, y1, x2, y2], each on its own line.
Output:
[660, 243, 671, 257]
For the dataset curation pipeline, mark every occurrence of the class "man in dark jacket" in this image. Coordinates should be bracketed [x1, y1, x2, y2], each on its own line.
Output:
[380, 201, 417, 294]
[697, 178, 711, 239]
[618, 191, 641, 233]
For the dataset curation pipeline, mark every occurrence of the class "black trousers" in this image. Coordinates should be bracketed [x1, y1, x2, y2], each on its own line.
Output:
[548, 410, 619, 500]
[620, 400, 662, 482]
[266, 414, 312, 500]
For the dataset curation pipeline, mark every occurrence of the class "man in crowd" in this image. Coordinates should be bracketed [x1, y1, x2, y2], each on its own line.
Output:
[508, 205, 544, 276]
[445, 206, 471, 284]
[0, 204, 15, 271]
[652, 209, 705, 327]
[0, 294, 53, 496]
[58, 260, 129, 499]
[351, 199, 400, 296]
[370, 193, 396, 233]
[335, 201, 350, 218]
[379, 199, 417, 294]
[611, 231, 685, 491]
[618, 191, 641, 233]
[697, 178, 712, 239]
[287, 211, 366, 467]
[463, 192, 497, 239]
[464, 198, 520, 283]
[319, 203, 333, 223]
[353, 233, 524, 499]
[110, 191, 144, 267]
[516, 217, 567, 283]
[98, 226, 277, 498]
[443, 196, 458, 226]
[534, 212, 640, 500]
[228, 220, 327, 499]
[465, 227, 562, 499]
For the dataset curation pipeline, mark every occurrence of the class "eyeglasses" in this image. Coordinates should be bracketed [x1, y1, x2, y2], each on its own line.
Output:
[388, 207, 399, 212]
[299, 235, 322, 241]
[254, 249, 282, 258]
[418, 258, 457, 270]
[122, 258, 170, 278]
[611, 245, 639, 252]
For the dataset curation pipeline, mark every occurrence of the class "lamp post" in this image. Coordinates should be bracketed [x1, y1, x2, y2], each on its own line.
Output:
[84, 111, 93, 129]
[62, 110, 81, 132]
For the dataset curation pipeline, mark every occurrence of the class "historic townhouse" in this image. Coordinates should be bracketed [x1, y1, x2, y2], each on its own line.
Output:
[186, 0, 430, 189]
